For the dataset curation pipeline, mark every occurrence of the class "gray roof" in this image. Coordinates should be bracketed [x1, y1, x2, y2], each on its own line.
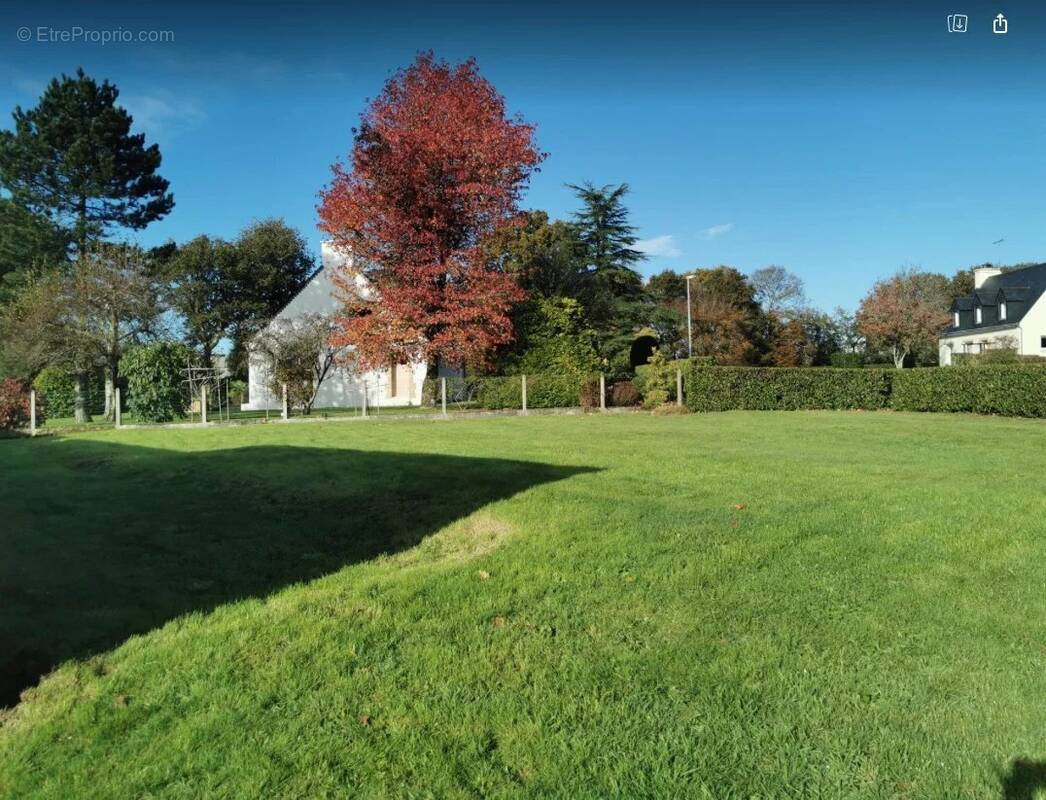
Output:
[944, 263, 1046, 336]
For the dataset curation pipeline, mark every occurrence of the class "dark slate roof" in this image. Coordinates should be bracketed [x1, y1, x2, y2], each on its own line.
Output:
[944, 263, 1046, 336]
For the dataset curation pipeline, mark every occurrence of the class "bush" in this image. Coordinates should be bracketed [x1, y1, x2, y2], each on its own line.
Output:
[580, 377, 600, 409]
[0, 378, 40, 430]
[31, 367, 105, 418]
[830, 352, 865, 368]
[685, 366, 893, 412]
[473, 373, 582, 409]
[120, 342, 194, 422]
[892, 366, 1046, 417]
[643, 389, 669, 410]
[634, 355, 712, 397]
[610, 381, 641, 407]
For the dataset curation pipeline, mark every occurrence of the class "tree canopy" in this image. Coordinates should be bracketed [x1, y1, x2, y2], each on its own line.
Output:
[319, 52, 544, 370]
[0, 68, 173, 253]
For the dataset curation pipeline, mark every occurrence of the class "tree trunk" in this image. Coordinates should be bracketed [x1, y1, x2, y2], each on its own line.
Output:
[74, 371, 92, 424]
[104, 370, 115, 420]
[893, 347, 906, 369]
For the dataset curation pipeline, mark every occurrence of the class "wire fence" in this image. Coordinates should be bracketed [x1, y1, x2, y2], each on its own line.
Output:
[22, 368, 684, 434]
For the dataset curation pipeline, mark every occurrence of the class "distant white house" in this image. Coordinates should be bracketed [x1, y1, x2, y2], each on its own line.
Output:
[242, 242, 427, 410]
[938, 264, 1046, 365]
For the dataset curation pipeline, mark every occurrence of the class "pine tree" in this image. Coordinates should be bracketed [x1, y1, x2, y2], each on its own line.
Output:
[0, 68, 173, 253]
[568, 182, 645, 303]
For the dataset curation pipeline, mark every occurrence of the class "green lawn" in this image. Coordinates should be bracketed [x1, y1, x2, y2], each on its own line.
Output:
[1, 412, 1045, 798]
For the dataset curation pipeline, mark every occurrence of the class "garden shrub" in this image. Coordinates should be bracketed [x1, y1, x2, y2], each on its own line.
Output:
[0, 378, 39, 430]
[0, 378, 47, 429]
[685, 366, 893, 412]
[120, 342, 193, 422]
[610, 381, 641, 407]
[580, 377, 600, 409]
[891, 365, 1046, 417]
[472, 373, 582, 410]
[643, 389, 669, 410]
[31, 367, 105, 417]
[830, 352, 864, 368]
[635, 355, 712, 397]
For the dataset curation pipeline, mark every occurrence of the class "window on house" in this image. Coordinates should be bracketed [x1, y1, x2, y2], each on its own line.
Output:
[975, 307, 982, 324]
[953, 311, 960, 327]
[1041, 336, 1046, 349]
[999, 302, 1007, 321]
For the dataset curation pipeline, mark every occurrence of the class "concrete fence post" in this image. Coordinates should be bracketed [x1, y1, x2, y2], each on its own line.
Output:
[441, 376, 447, 416]
[362, 383, 368, 418]
[600, 373, 606, 411]
[521, 374, 528, 415]
[30, 389, 37, 436]
[201, 385, 209, 424]
[676, 369, 683, 407]
[281, 384, 289, 420]
[114, 387, 122, 428]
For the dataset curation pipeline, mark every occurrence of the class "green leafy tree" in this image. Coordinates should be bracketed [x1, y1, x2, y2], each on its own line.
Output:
[0, 68, 173, 253]
[504, 297, 600, 377]
[2, 245, 161, 422]
[485, 211, 587, 300]
[120, 341, 193, 422]
[0, 198, 71, 300]
[160, 236, 238, 367]
[226, 219, 315, 375]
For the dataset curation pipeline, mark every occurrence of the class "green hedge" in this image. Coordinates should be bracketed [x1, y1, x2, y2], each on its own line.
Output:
[31, 367, 105, 417]
[421, 373, 584, 410]
[892, 366, 1046, 417]
[829, 352, 865, 368]
[685, 366, 893, 412]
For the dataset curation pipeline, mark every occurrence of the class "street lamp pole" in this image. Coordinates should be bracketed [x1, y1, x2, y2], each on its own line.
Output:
[685, 274, 695, 358]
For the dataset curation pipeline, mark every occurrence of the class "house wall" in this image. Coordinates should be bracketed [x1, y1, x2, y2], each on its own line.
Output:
[242, 243, 426, 410]
[939, 296, 1046, 364]
[1016, 295, 1046, 357]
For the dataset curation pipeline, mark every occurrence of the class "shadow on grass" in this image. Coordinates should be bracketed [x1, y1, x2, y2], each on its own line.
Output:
[1001, 759, 1046, 800]
[0, 437, 594, 707]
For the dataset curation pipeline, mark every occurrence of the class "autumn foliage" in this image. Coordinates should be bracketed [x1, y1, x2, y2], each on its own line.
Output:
[857, 271, 951, 368]
[318, 53, 544, 370]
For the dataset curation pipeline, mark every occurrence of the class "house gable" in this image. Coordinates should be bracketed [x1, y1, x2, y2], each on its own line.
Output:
[943, 263, 1046, 338]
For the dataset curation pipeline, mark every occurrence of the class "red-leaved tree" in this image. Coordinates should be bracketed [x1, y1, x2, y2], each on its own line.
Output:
[318, 53, 545, 370]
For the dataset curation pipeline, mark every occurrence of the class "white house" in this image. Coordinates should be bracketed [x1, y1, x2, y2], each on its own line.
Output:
[242, 242, 427, 410]
[938, 263, 1046, 365]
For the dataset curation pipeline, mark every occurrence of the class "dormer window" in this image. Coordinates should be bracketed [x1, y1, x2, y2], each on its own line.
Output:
[999, 302, 1007, 321]
[975, 307, 983, 324]
[953, 311, 960, 327]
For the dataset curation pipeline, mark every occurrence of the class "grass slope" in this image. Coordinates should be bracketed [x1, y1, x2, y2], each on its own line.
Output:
[1, 412, 1045, 798]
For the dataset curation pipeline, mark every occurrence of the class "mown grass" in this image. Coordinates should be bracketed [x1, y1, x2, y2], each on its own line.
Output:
[1, 412, 1045, 798]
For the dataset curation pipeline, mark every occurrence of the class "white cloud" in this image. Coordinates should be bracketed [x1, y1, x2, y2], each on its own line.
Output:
[699, 223, 734, 240]
[119, 90, 205, 139]
[636, 234, 682, 258]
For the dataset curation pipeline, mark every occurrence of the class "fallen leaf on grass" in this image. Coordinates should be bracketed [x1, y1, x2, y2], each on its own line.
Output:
[733, 503, 748, 511]
[113, 694, 129, 708]
[478, 570, 490, 580]
[493, 616, 505, 627]
[359, 714, 370, 727]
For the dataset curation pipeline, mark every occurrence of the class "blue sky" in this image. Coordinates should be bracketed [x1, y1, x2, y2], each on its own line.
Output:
[3, 0, 1046, 311]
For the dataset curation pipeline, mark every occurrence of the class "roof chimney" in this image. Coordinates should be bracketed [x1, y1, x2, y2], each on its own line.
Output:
[973, 265, 1002, 289]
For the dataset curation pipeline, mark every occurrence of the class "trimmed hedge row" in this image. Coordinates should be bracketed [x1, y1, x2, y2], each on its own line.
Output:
[685, 367, 893, 412]
[685, 364, 1046, 418]
[420, 372, 586, 410]
[891, 366, 1046, 417]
